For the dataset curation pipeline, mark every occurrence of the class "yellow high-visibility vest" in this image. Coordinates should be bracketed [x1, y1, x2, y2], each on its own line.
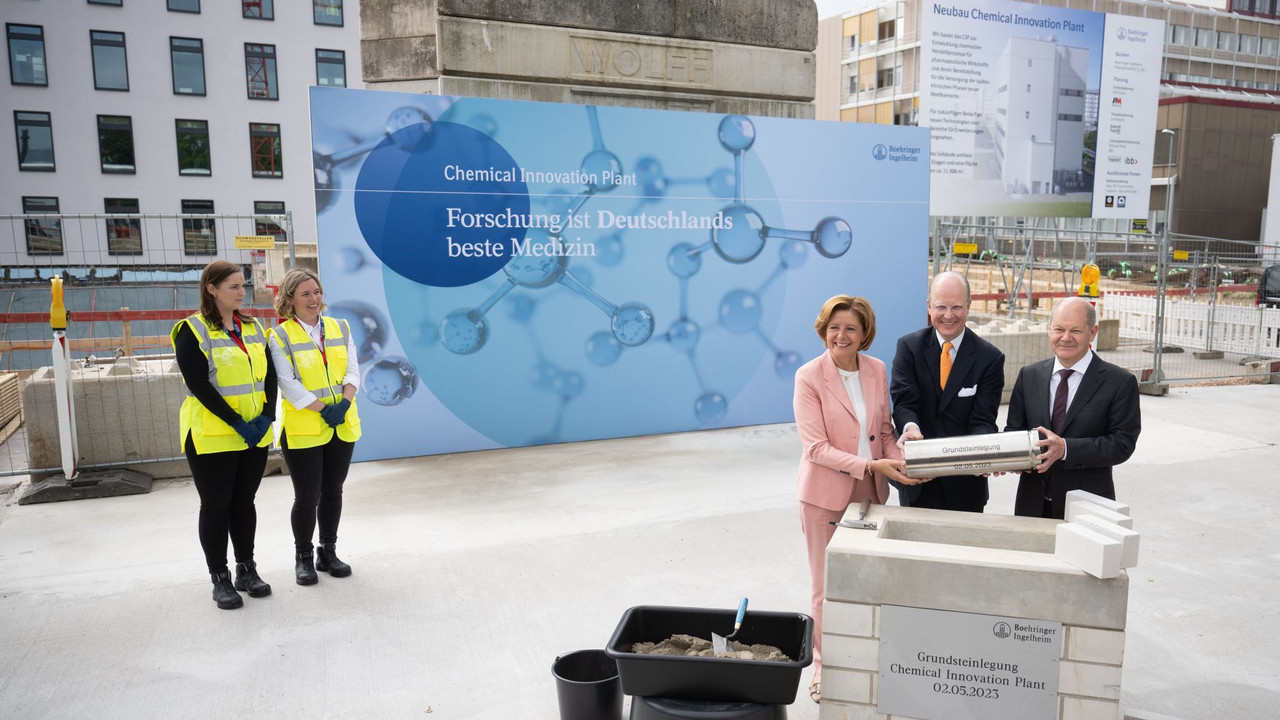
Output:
[269, 316, 362, 449]
[171, 313, 273, 454]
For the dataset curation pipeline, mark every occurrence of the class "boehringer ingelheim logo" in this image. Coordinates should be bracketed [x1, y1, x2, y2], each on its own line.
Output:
[993, 622, 1012, 639]
[1117, 27, 1127, 40]
[873, 144, 888, 161]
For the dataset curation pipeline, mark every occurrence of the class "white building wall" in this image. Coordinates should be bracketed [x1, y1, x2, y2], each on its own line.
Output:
[1, 0, 362, 266]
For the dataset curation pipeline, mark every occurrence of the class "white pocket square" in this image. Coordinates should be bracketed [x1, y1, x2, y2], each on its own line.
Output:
[957, 385, 977, 397]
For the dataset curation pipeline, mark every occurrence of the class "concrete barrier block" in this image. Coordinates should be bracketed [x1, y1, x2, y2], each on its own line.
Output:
[1059, 659, 1123, 699]
[1066, 500, 1133, 529]
[823, 667, 873, 704]
[1075, 515, 1140, 569]
[822, 634, 879, 672]
[823, 600, 875, 637]
[1065, 626, 1126, 666]
[1066, 489, 1130, 516]
[1056, 523, 1123, 579]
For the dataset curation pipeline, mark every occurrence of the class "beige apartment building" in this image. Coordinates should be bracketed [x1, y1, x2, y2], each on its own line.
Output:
[816, 0, 1280, 243]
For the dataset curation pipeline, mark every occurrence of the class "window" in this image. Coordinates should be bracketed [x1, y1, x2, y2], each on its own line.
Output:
[1061, 88, 1084, 97]
[168, 0, 200, 12]
[97, 115, 135, 174]
[22, 196, 62, 255]
[105, 198, 142, 255]
[1058, 114, 1083, 122]
[846, 34, 857, 52]
[88, 0, 123, 5]
[14, 111, 55, 172]
[877, 20, 894, 42]
[1241, 34, 1259, 54]
[316, 49, 346, 87]
[90, 31, 128, 91]
[243, 0, 273, 19]
[1195, 28, 1215, 49]
[245, 43, 278, 99]
[1218, 32, 1238, 52]
[848, 75, 857, 95]
[314, 0, 343, 26]
[1263, 37, 1279, 58]
[254, 200, 286, 241]
[182, 199, 216, 255]
[249, 123, 282, 178]
[170, 37, 205, 95]
[7, 24, 47, 86]
[1171, 25, 1190, 46]
[175, 119, 211, 176]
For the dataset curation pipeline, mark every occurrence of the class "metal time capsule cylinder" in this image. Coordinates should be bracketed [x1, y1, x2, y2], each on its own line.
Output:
[902, 430, 1040, 479]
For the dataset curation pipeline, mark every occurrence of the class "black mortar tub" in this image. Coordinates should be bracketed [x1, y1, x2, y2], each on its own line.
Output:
[604, 605, 813, 704]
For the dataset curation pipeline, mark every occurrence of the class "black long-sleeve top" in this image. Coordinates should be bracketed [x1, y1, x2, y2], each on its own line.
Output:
[174, 321, 277, 428]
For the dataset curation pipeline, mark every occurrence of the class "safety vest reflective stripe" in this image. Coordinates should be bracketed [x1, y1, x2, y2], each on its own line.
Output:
[171, 313, 273, 454]
[271, 316, 361, 449]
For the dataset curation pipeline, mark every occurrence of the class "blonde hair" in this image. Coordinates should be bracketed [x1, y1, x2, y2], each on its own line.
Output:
[274, 267, 325, 320]
[199, 260, 250, 328]
[813, 294, 877, 351]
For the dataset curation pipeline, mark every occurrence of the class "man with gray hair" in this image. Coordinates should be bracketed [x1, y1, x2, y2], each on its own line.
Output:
[1005, 297, 1142, 518]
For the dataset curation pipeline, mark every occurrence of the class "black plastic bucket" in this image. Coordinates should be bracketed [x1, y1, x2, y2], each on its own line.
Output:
[552, 649, 622, 720]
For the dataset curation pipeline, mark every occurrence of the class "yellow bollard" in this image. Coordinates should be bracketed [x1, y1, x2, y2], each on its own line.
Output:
[50, 275, 67, 330]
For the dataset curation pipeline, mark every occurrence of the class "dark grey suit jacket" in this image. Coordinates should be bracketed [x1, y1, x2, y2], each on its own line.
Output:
[1004, 354, 1141, 518]
[891, 327, 1005, 511]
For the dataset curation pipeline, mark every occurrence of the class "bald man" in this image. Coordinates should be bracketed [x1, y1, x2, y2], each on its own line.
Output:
[890, 272, 1005, 512]
[1005, 297, 1141, 519]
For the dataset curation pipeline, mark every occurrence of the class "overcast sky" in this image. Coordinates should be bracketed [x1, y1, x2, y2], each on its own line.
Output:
[813, 0, 1226, 21]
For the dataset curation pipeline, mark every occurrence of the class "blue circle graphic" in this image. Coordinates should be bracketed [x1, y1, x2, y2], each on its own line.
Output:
[354, 121, 530, 288]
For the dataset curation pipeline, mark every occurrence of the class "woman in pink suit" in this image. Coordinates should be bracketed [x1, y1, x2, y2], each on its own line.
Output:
[794, 294, 910, 703]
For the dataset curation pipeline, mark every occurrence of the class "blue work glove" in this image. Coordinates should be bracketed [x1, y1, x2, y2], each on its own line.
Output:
[250, 414, 273, 437]
[318, 398, 350, 428]
[233, 419, 266, 448]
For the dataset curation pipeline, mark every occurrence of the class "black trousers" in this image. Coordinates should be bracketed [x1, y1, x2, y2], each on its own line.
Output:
[282, 432, 355, 553]
[185, 436, 269, 574]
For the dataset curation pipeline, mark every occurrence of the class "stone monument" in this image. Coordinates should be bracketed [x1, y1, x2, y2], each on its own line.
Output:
[360, 0, 817, 118]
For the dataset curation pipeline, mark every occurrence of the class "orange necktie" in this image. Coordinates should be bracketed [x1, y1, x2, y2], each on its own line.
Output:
[940, 341, 953, 389]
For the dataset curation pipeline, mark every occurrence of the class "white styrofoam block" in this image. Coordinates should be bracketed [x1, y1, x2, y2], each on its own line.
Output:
[1066, 626, 1126, 666]
[1066, 489, 1131, 516]
[1059, 659, 1123, 699]
[822, 634, 880, 671]
[823, 601, 876, 638]
[1066, 500, 1134, 529]
[1061, 695, 1122, 720]
[822, 667, 873, 704]
[1055, 523, 1123, 579]
[1075, 514, 1141, 568]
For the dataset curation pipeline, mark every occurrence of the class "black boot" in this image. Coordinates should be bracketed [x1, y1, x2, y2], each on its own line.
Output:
[295, 550, 318, 586]
[211, 570, 244, 610]
[233, 561, 272, 598]
[316, 543, 352, 578]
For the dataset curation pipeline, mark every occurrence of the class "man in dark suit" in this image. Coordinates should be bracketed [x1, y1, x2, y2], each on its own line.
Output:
[890, 272, 1005, 512]
[1005, 297, 1141, 519]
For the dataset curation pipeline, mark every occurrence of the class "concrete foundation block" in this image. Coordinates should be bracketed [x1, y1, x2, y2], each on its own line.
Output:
[1074, 515, 1140, 569]
[823, 600, 876, 638]
[822, 634, 879, 672]
[1066, 626, 1126, 666]
[1066, 489, 1130, 516]
[18, 469, 151, 505]
[1062, 695, 1122, 720]
[1059, 659, 1123, 699]
[822, 667, 874, 704]
[1056, 523, 1123, 579]
[1066, 500, 1134, 529]
[1096, 318, 1120, 351]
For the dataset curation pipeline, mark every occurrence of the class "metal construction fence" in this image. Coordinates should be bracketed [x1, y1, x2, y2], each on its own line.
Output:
[1, 212, 1277, 478]
[1, 212, 298, 478]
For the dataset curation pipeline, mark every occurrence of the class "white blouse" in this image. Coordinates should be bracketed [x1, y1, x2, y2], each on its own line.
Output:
[270, 316, 361, 410]
[837, 368, 873, 463]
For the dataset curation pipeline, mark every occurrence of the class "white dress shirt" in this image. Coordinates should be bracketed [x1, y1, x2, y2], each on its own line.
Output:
[902, 329, 967, 438]
[838, 368, 873, 463]
[270, 315, 361, 410]
[1048, 350, 1094, 460]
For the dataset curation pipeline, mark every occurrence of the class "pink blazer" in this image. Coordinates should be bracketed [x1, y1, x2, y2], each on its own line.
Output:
[794, 350, 904, 510]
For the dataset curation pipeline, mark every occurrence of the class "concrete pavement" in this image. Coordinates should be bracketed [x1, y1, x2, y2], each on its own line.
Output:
[1, 385, 1278, 720]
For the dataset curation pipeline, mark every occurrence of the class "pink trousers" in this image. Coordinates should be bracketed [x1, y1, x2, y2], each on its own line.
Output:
[798, 499, 851, 675]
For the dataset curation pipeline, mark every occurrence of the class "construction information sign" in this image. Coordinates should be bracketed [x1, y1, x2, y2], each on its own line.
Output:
[879, 605, 1061, 720]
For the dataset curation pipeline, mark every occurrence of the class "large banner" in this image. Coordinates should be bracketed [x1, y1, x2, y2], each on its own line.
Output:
[921, 0, 1163, 218]
[310, 88, 930, 461]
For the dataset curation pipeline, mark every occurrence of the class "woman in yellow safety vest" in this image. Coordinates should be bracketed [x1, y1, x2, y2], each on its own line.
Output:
[172, 260, 277, 610]
[268, 268, 362, 586]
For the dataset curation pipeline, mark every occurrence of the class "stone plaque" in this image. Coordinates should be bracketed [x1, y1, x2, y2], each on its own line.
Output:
[879, 605, 1060, 720]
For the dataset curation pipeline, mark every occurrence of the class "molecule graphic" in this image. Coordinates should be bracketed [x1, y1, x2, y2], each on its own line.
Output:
[438, 106, 656, 357]
[314, 105, 434, 214]
[326, 299, 420, 407]
[431, 110, 852, 432]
